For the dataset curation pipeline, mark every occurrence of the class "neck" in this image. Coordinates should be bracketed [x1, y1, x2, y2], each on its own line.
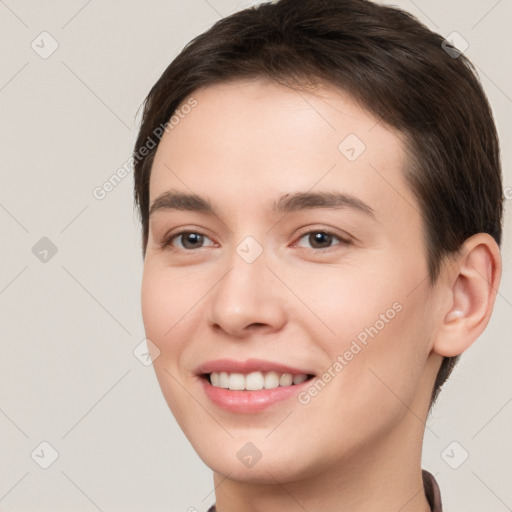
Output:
[212, 408, 433, 512]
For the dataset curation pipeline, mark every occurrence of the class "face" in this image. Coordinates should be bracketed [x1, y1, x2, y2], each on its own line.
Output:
[141, 79, 442, 483]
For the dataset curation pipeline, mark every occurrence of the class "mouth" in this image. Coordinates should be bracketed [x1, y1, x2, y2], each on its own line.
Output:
[203, 371, 315, 391]
[195, 359, 316, 413]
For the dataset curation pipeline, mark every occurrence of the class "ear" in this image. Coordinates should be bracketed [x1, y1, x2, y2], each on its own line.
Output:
[433, 233, 502, 357]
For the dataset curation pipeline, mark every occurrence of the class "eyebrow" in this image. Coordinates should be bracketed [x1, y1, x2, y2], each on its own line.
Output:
[149, 189, 376, 219]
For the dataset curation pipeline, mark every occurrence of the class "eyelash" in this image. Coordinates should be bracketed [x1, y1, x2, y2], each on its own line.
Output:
[159, 229, 351, 252]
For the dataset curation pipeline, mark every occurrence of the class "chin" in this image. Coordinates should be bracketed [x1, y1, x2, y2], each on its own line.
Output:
[188, 432, 325, 485]
[206, 456, 308, 484]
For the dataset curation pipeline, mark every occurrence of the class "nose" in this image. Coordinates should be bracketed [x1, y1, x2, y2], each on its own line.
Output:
[207, 250, 288, 338]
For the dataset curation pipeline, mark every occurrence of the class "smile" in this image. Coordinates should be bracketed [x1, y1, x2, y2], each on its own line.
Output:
[196, 359, 316, 412]
[207, 371, 310, 390]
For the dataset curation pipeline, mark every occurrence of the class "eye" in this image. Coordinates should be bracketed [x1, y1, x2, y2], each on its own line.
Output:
[293, 230, 350, 250]
[161, 231, 215, 251]
[160, 228, 350, 252]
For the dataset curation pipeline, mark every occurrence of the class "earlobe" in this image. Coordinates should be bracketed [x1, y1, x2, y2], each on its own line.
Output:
[433, 233, 502, 358]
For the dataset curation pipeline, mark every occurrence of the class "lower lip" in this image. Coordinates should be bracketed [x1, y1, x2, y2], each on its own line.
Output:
[200, 376, 312, 413]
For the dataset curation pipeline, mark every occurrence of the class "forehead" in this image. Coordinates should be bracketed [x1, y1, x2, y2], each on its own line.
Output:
[149, 78, 418, 223]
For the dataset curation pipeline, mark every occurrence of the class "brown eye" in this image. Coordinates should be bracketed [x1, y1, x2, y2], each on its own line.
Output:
[162, 231, 215, 250]
[179, 233, 204, 249]
[294, 230, 350, 250]
[309, 232, 334, 249]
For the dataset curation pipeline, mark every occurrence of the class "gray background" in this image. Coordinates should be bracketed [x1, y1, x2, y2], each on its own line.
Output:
[0, 0, 510, 510]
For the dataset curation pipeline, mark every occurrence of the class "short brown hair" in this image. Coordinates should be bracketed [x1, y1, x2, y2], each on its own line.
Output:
[133, 0, 503, 406]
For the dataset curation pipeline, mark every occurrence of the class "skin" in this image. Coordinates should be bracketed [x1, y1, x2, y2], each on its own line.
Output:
[140, 78, 501, 512]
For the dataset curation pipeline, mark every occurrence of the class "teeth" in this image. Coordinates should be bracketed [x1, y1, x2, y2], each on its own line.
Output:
[264, 371, 280, 389]
[279, 373, 293, 386]
[218, 371, 229, 389]
[210, 372, 220, 386]
[208, 371, 309, 390]
[229, 373, 245, 391]
[246, 371, 264, 391]
[293, 374, 308, 385]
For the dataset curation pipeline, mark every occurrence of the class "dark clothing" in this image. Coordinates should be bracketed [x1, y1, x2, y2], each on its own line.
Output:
[422, 469, 443, 512]
[207, 469, 442, 511]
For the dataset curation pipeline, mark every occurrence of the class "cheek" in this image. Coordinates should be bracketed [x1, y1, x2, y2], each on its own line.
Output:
[140, 264, 194, 353]
[140, 265, 203, 430]
[141, 260, 195, 322]
[293, 307, 430, 462]
[284, 261, 399, 343]
[140, 267, 169, 343]
[295, 259, 430, 400]
[329, 285, 431, 421]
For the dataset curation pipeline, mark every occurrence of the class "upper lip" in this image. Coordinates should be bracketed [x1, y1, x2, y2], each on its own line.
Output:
[195, 358, 314, 376]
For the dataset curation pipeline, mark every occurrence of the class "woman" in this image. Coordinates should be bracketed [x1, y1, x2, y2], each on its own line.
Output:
[133, 1, 503, 510]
